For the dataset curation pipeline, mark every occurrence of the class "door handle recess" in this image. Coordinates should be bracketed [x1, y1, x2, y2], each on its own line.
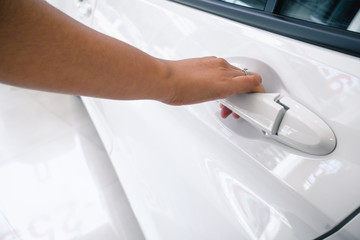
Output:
[220, 93, 336, 155]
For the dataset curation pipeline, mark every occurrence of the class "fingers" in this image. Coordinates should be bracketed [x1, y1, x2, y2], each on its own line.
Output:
[253, 82, 265, 93]
[213, 59, 264, 119]
[220, 104, 240, 119]
[230, 75, 262, 94]
[249, 72, 262, 83]
[228, 63, 262, 84]
[220, 104, 232, 118]
[232, 112, 240, 119]
[219, 63, 264, 119]
[211, 59, 263, 94]
[229, 65, 245, 73]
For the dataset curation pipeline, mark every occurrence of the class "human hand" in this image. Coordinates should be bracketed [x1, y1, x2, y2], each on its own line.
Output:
[160, 57, 265, 118]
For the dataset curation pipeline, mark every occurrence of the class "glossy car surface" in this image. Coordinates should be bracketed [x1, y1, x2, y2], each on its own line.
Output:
[49, 0, 360, 239]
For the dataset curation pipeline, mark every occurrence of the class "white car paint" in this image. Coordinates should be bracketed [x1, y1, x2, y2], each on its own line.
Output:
[49, 0, 360, 239]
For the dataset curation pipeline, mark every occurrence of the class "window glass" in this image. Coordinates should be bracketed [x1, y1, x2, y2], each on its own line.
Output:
[278, 0, 360, 33]
[219, 0, 267, 10]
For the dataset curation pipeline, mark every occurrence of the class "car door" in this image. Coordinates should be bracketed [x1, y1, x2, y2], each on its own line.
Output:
[47, 0, 97, 27]
[78, 0, 360, 239]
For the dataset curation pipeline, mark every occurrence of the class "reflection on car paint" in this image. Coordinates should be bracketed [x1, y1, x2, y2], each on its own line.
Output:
[304, 159, 343, 190]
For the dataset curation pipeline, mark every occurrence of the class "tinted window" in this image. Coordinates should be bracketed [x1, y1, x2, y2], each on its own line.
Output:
[218, 0, 267, 10]
[278, 0, 360, 33]
[169, 0, 360, 56]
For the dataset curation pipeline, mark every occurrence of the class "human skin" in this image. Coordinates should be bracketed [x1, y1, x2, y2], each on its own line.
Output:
[0, 0, 264, 118]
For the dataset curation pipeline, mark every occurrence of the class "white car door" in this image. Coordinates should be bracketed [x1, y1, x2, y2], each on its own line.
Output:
[67, 0, 360, 239]
[47, 0, 96, 27]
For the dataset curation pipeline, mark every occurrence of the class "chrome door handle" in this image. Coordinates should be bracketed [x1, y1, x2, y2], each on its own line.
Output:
[220, 93, 336, 155]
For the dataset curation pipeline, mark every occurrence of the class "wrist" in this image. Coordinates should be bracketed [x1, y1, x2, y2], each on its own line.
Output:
[154, 59, 177, 105]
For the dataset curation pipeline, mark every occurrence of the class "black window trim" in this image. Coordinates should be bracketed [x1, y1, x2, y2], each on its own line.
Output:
[167, 0, 360, 58]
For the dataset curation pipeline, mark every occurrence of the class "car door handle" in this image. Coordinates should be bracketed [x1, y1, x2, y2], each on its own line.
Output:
[220, 93, 336, 155]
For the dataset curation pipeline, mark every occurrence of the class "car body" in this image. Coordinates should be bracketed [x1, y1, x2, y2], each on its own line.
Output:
[48, 0, 360, 239]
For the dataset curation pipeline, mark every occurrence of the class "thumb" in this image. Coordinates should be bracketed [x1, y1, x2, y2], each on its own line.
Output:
[231, 75, 264, 94]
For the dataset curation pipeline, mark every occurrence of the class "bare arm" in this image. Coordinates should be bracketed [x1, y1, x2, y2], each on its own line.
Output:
[0, 0, 263, 112]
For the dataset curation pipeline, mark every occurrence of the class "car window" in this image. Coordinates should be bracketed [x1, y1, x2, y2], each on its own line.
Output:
[218, 0, 267, 10]
[278, 0, 360, 33]
[169, 0, 360, 56]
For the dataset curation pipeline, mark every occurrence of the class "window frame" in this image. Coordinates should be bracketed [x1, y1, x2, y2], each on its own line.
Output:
[167, 0, 360, 58]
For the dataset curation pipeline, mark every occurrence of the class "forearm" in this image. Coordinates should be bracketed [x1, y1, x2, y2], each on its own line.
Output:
[0, 0, 264, 109]
[0, 0, 169, 101]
